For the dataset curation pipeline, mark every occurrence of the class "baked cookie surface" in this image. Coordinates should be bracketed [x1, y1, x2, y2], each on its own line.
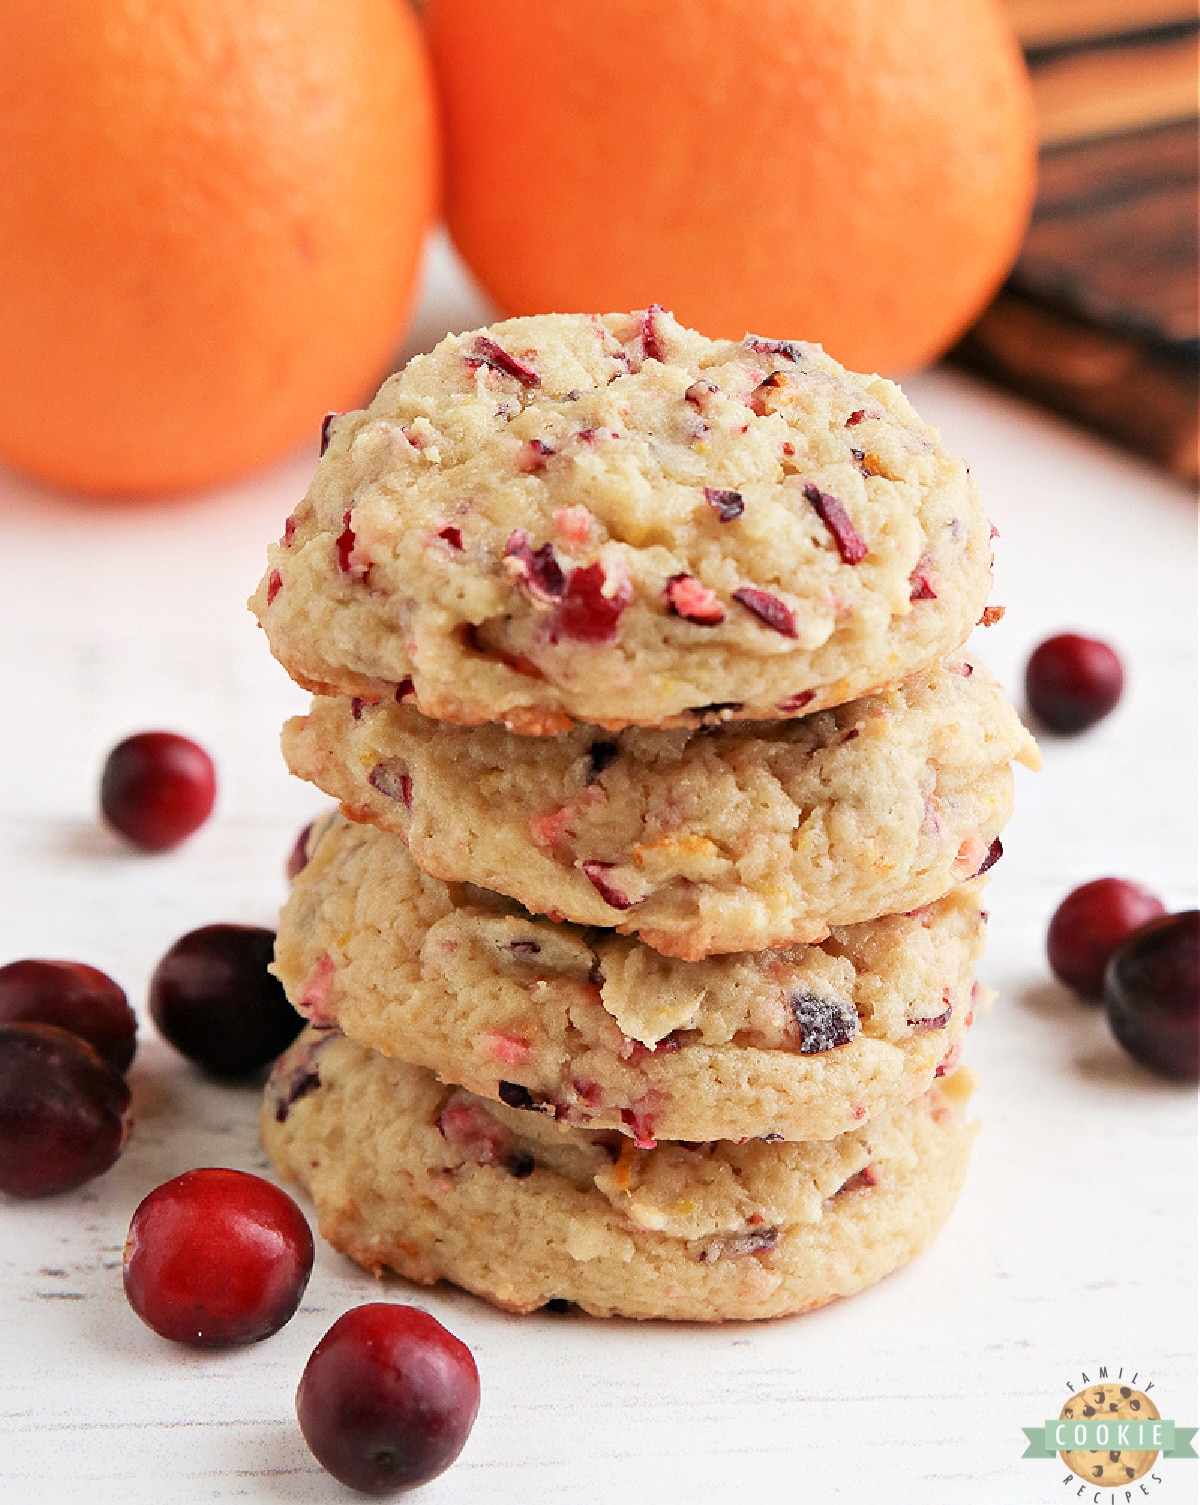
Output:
[274, 815, 985, 1144]
[250, 308, 994, 732]
[284, 655, 1035, 959]
[262, 1031, 976, 1321]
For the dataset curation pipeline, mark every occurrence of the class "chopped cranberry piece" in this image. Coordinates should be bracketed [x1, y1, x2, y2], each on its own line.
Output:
[123, 1168, 313, 1346]
[437, 1092, 512, 1163]
[641, 303, 667, 362]
[684, 379, 717, 407]
[802, 483, 867, 564]
[909, 1000, 953, 1031]
[704, 486, 744, 522]
[437, 525, 464, 550]
[296, 1304, 480, 1494]
[1048, 878, 1167, 1000]
[319, 412, 338, 455]
[909, 555, 938, 600]
[581, 861, 635, 910]
[553, 505, 591, 543]
[265, 568, 283, 605]
[335, 510, 369, 582]
[395, 677, 415, 702]
[845, 409, 868, 426]
[148, 925, 304, 1078]
[745, 337, 803, 362]
[973, 837, 1003, 878]
[546, 563, 632, 644]
[0, 960, 136, 1074]
[286, 820, 316, 883]
[503, 529, 566, 601]
[1104, 910, 1198, 1080]
[100, 732, 216, 852]
[1026, 633, 1124, 733]
[665, 573, 726, 626]
[858, 1164, 879, 1187]
[732, 586, 797, 638]
[748, 371, 788, 415]
[791, 992, 859, 1053]
[272, 1036, 332, 1122]
[466, 335, 540, 386]
[507, 940, 541, 957]
[777, 690, 815, 713]
[368, 761, 412, 809]
[619, 1107, 657, 1148]
[0, 1024, 131, 1196]
[282, 514, 297, 546]
[350, 697, 366, 721]
[586, 740, 619, 784]
[517, 438, 554, 473]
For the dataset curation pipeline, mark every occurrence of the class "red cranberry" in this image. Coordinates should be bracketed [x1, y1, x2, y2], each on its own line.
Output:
[1025, 633, 1124, 733]
[148, 924, 304, 1078]
[1104, 911, 1199, 1081]
[100, 732, 216, 851]
[0, 1023, 131, 1196]
[123, 1168, 314, 1346]
[1047, 879, 1167, 1001]
[0, 959, 137, 1073]
[296, 1304, 480, 1495]
[286, 821, 316, 883]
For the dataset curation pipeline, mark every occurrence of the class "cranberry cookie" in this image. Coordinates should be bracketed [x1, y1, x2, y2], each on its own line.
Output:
[274, 814, 986, 1144]
[251, 309, 994, 732]
[263, 1031, 975, 1321]
[283, 655, 1035, 959]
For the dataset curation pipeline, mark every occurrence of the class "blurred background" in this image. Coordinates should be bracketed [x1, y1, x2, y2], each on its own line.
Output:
[956, 0, 1198, 482]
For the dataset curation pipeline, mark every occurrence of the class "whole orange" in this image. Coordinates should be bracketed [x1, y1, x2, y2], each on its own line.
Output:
[0, 0, 438, 497]
[425, 0, 1035, 373]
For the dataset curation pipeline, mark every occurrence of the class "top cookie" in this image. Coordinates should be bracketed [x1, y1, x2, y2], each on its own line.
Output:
[251, 308, 994, 732]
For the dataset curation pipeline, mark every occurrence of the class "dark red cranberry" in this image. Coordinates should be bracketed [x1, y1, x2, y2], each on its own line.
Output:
[1104, 911, 1199, 1081]
[1048, 879, 1167, 1000]
[0, 1023, 131, 1196]
[148, 924, 304, 1078]
[100, 732, 216, 852]
[296, 1304, 480, 1494]
[1025, 633, 1124, 733]
[546, 563, 632, 644]
[0, 959, 137, 1073]
[286, 821, 316, 884]
[802, 483, 867, 564]
[123, 1168, 314, 1346]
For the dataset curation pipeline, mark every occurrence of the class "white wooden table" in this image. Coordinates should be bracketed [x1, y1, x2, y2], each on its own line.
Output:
[0, 237, 1195, 1504]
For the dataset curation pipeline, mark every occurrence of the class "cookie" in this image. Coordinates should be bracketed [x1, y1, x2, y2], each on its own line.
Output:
[275, 814, 986, 1144]
[283, 655, 1035, 959]
[1058, 1387, 1161, 1486]
[262, 1030, 977, 1321]
[250, 308, 995, 733]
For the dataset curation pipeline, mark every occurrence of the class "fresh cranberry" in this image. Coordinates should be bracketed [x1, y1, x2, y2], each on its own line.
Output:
[100, 732, 216, 852]
[123, 1168, 314, 1346]
[0, 1023, 131, 1196]
[1025, 633, 1124, 733]
[1047, 879, 1167, 1000]
[296, 1304, 480, 1494]
[0, 959, 137, 1073]
[148, 924, 304, 1078]
[286, 821, 316, 884]
[1104, 911, 1199, 1081]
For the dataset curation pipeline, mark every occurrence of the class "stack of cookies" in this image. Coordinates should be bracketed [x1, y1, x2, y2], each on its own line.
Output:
[252, 308, 1037, 1320]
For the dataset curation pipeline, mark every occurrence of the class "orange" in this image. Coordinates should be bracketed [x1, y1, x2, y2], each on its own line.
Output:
[425, 0, 1035, 374]
[0, 0, 438, 497]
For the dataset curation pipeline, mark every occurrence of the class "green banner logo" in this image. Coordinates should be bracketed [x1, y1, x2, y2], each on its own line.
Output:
[1021, 1420, 1198, 1460]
